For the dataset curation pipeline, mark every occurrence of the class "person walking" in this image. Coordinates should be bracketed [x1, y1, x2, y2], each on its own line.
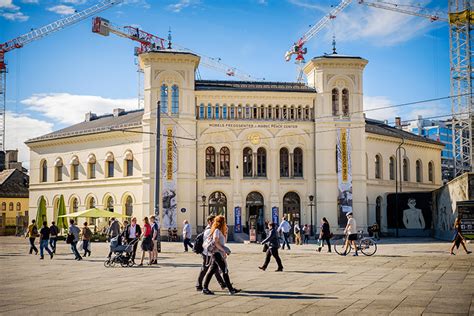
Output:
[294, 222, 302, 245]
[81, 222, 92, 257]
[183, 219, 194, 252]
[124, 217, 142, 264]
[107, 217, 122, 259]
[259, 222, 284, 272]
[202, 215, 241, 295]
[196, 215, 226, 291]
[150, 216, 159, 264]
[450, 218, 472, 255]
[138, 217, 153, 266]
[343, 212, 358, 256]
[69, 219, 82, 260]
[318, 217, 332, 253]
[278, 215, 291, 250]
[49, 221, 59, 254]
[303, 224, 310, 244]
[39, 221, 54, 260]
[26, 219, 38, 255]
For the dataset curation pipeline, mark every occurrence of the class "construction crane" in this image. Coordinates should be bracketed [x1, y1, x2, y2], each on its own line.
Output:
[0, 0, 123, 152]
[285, 0, 353, 82]
[357, 0, 470, 177]
[92, 17, 263, 81]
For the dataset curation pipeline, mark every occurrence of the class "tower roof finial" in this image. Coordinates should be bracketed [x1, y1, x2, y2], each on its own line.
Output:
[168, 27, 172, 49]
[332, 35, 337, 54]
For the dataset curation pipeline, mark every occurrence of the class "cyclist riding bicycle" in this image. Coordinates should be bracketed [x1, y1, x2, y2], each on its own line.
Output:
[344, 212, 358, 256]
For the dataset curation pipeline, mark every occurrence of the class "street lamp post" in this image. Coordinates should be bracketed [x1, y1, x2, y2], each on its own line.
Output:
[308, 195, 315, 236]
[200, 195, 207, 233]
[395, 139, 406, 238]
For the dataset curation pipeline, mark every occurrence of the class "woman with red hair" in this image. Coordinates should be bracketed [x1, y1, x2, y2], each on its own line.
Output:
[202, 215, 241, 295]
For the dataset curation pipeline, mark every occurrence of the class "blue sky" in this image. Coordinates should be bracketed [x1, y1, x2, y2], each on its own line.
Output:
[1, 0, 450, 165]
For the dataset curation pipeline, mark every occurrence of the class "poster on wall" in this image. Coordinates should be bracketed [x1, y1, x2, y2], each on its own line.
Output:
[162, 126, 178, 229]
[337, 128, 353, 227]
[457, 201, 474, 240]
[234, 206, 242, 233]
[386, 192, 432, 230]
[272, 206, 279, 224]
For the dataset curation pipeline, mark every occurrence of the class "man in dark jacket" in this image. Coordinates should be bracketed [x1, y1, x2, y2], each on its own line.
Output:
[124, 217, 142, 263]
[49, 221, 59, 254]
[259, 222, 283, 272]
[107, 217, 122, 259]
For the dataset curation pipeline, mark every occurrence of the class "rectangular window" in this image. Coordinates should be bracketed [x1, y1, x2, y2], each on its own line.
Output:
[107, 161, 114, 178]
[215, 106, 220, 119]
[230, 107, 235, 119]
[72, 165, 79, 180]
[126, 160, 133, 176]
[56, 166, 62, 182]
[89, 163, 96, 179]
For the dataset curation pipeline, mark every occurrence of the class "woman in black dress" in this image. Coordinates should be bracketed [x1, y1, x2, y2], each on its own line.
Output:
[450, 218, 471, 255]
[318, 217, 331, 253]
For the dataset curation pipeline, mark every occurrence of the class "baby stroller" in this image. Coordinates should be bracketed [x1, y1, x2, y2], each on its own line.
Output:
[104, 237, 139, 268]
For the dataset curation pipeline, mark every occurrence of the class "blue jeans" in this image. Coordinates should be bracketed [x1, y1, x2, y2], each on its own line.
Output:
[40, 239, 53, 257]
[71, 241, 82, 259]
[49, 238, 57, 252]
[282, 232, 291, 250]
[183, 238, 193, 251]
[82, 240, 91, 256]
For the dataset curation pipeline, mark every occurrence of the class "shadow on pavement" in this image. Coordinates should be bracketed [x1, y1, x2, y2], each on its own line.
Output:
[286, 270, 340, 274]
[239, 290, 336, 300]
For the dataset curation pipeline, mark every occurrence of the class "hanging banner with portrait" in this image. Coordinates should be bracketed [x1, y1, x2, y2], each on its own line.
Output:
[234, 206, 242, 233]
[337, 128, 353, 227]
[162, 125, 178, 229]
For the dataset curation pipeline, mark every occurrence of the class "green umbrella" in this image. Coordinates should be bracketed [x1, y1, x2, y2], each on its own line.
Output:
[35, 196, 47, 226]
[57, 195, 68, 232]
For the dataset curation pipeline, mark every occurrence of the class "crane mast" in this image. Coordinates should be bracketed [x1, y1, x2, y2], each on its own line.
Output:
[0, 0, 123, 152]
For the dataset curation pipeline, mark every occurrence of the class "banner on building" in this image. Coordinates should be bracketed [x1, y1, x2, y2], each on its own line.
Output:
[234, 206, 242, 233]
[272, 206, 279, 224]
[162, 126, 178, 229]
[337, 128, 353, 227]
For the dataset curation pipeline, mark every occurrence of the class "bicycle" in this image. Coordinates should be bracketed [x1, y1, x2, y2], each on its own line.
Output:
[333, 230, 377, 256]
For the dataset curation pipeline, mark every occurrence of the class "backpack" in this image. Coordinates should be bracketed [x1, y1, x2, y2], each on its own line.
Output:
[32, 225, 38, 237]
[84, 227, 92, 239]
[193, 232, 205, 254]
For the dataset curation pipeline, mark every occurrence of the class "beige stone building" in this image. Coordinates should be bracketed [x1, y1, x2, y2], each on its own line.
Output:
[26, 50, 443, 237]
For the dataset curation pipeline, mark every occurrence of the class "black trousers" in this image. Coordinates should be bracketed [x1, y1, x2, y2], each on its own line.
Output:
[127, 237, 138, 261]
[203, 252, 233, 291]
[322, 237, 331, 252]
[282, 232, 291, 249]
[262, 247, 283, 270]
[196, 254, 225, 288]
[29, 237, 38, 254]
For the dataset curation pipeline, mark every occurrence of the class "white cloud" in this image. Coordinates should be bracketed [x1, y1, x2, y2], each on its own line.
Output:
[0, 0, 19, 10]
[363, 95, 398, 122]
[122, 0, 150, 9]
[1, 11, 28, 21]
[287, 0, 325, 12]
[47, 4, 75, 15]
[21, 93, 138, 125]
[167, 0, 199, 12]
[5, 111, 54, 169]
[61, 0, 86, 4]
[21, 0, 39, 3]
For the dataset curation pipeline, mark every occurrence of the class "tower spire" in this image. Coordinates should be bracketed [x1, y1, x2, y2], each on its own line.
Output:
[332, 35, 337, 54]
[167, 27, 172, 49]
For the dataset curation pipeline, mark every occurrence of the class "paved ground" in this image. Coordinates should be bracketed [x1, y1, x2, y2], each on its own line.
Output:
[0, 236, 473, 315]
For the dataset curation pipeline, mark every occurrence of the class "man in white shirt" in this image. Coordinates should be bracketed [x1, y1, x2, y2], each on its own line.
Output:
[183, 220, 193, 252]
[344, 212, 358, 256]
[277, 215, 292, 250]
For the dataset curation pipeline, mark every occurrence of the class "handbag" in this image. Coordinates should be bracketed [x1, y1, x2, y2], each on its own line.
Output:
[262, 243, 269, 252]
[66, 234, 74, 244]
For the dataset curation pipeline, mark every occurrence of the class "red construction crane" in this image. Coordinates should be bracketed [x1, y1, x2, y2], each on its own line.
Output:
[0, 0, 123, 152]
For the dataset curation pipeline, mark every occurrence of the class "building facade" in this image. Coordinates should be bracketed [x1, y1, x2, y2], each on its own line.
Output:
[26, 51, 444, 237]
[0, 168, 29, 230]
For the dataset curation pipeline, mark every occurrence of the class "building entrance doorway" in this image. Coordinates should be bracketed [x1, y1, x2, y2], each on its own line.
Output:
[283, 192, 301, 233]
[245, 192, 264, 239]
[376, 196, 382, 225]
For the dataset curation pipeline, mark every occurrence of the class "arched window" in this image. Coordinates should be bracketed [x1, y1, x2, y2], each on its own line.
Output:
[416, 160, 422, 182]
[428, 161, 434, 182]
[259, 106, 265, 119]
[215, 103, 220, 119]
[268, 106, 273, 120]
[375, 154, 382, 179]
[16, 202, 21, 211]
[297, 106, 302, 120]
[403, 158, 409, 181]
[171, 84, 179, 114]
[342, 88, 349, 116]
[124, 150, 133, 176]
[280, 148, 289, 177]
[243, 147, 253, 177]
[219, 147, 230, 177]
[87, 196, 96, 209]
[282, 106, 288, 120]
[105, 152, 114, 178]
[257, 147, 266, 177]
[199, 103, 204, 119]
[290, 106, 295, 120]
[245, 105, 250, 119]
[294, 147, 303, 177]
[276, 106, 280, 120]
[70, 156, 79, 181]
[209, 192, 227, 217]
[106, 196, 114, 212]
[389, 156, 395, 180]
[238, 105, 243, 119]
[253, 105, 258, 119]
[40, 160, 47, 183]
[207, 103, 212, 119]
[205, 147, 216, 177]
[54, 158, 63, 182]
[87, 154, 96, 179]
[71, 197, 79, 213]
[230, 105, 235, 119]
[9, 202, 13, 211]
[223, 104, 228, 119]
[125, 196, 133, 217]
[160, 84, 168, 113]
[1, 202, 5, 211]
[332, 88, 339, 116]
[283, 192, 301, 225]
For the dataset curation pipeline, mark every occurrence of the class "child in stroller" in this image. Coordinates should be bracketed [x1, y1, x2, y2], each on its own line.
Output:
[104, 236, 139, 267]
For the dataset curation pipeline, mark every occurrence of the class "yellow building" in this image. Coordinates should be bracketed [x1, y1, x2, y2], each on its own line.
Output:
[0, 169, 29, 229]
[26, 50, 443, 238]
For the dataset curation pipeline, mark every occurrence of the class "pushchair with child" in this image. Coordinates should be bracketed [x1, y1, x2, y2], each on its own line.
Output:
[104, 236, 139, 268]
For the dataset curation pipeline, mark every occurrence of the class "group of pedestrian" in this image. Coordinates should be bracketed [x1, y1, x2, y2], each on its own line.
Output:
[26, 219, 58, 259]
